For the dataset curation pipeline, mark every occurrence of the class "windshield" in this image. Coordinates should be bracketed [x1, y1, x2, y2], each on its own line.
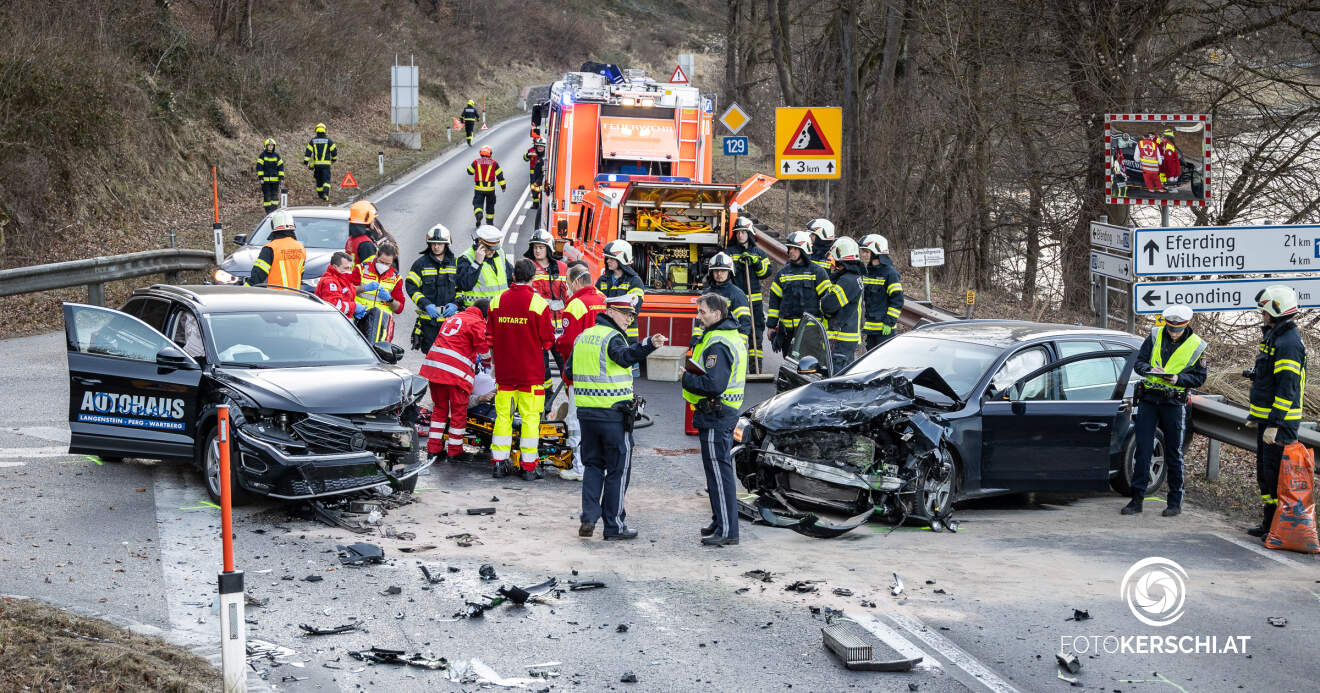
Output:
[248, 216, 349, 249]
[206, 311, 377, 367]
[845, 335, 1002, 399]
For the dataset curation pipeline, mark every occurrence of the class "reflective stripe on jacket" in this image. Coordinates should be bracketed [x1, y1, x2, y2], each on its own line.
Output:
[468, 157, 505, 192]
[1143, 326, 1206, 394]
[571, 324, 635, 409]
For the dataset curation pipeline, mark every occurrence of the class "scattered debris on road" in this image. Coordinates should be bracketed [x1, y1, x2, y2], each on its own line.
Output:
[467, 507, 497, 515]
[420, 566, 445, 584]
[620, 671, 639, 683]
[398, 544, 438, 553]
[1055, 651, 1082, 674]
[833, 588, 853, 597]
[1268, 616, 1288, 627]
[349, 647, 447, 670]
[890, 573, 904, 597]
[479, 564, 498, 580]
[337, 542, 385, 566]
[383, 526, 416, 541]
[498, 578, 559, 605]
[742, 569, 774, 582]
[299, 622, 360, 636]
[382, 585, 402, 595]
[247, 639, 297, 664]
[303, 575, 324, 583]
[784, 580, 818, 593]
[568, 580, 606, 591]
[447, 532, 482, 547]
[1067, 609, 1091, 622]
[821, 621, 922, 671]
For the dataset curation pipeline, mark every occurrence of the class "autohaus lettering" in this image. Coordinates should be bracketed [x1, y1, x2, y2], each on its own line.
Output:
[80, 391, 185, 420]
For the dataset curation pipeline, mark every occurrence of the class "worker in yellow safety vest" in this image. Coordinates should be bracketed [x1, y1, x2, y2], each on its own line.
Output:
[248, 209, 305, 290]
[457, 224, 514, 306]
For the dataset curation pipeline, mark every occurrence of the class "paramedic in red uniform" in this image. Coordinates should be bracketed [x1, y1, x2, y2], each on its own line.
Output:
[419, 300, 492, 463]
[315, 252, 363, 319]
[1137, 133, 1166, 193]
[487, 259, 556, 480]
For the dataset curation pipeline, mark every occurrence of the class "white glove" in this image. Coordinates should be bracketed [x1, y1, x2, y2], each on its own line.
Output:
[1263, 427, 1279, 446]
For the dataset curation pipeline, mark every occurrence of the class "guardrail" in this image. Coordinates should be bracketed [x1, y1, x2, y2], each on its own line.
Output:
[0, 248, 214, 306]
[756, 229, 1303, 477]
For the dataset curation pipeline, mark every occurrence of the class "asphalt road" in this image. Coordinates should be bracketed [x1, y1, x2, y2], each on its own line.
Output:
[3, 117, 1319, 691]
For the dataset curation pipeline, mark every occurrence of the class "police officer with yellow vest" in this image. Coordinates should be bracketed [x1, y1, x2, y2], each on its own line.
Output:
[248, 210, 305, 290]
[1121, 305, 1206, 517]
[682, 293, 748, 546]
[456, 224, 513, 307]
[573, 294, 668, 540]
[1245, 285, 1307, 539]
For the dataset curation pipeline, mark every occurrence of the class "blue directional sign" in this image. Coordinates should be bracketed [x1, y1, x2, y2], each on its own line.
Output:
[723, 136, 748, 156]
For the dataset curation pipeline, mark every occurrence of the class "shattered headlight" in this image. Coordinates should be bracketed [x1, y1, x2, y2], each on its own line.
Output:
[769, 430, 875, 471]
[733, 417, 750, 443]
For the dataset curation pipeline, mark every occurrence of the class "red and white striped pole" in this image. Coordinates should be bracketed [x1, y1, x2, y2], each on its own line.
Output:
[215, 405, 247, 691]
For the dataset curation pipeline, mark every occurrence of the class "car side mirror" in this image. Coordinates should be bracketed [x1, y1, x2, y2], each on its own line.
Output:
[797, 355, 820, 375]
[374, 342, 405, 363]
[156, 344, 197, 371]
[233, 234, 247, 245]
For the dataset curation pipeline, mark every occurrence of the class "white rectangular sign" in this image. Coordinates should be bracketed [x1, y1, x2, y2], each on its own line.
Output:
[779, 158, 838, 177]
[1133, 277, 1320, 314]
[390, 64, 419, 127]
[1134, 224, 1320, 276]
[910, 248, 945, 268]
[1090, 222, 1132, 253]
[1090, 250, 1132, 281]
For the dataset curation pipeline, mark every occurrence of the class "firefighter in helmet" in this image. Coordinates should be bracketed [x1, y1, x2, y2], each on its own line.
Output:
[595, 240, 645, 344]
[461, 100, 480, 146]
[806, 218, 835, 271]
[467, 145, 506, 228]
[248, 209, 305, 290]
[303, 123, 337, 202]
[406, 223, 460, 351]
[255, 138, 284, 213]
[859, 234, 904, 349]
[766, 231, 829, 355]
[820, 237, 864, 374]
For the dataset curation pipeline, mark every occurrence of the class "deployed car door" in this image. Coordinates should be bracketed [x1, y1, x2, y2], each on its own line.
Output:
[775, 315, 832, 393]
[63, 303, 202, 460]
[979, 350, 1134, 491]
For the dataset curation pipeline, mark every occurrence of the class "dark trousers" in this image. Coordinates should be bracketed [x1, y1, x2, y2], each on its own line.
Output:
[864, 330, 894, 351]
[261, 182, 281, 212]
[473, 190, 496, 225]
[312, 165, 331, 200]
[464, 122, 475, 144]
[1256, 424, 1290, 504]
[411, 317, 440, 352]
[699, 422, 739, 540]
[747, 299, 766, 372]
[579, 417, 633, 536]
[829, 339, 856, 375]
[1132, 399, 1186, 505]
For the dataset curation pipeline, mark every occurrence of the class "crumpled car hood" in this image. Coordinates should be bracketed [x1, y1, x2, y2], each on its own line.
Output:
[750, 367, 958, 433]
[216, 365, 414, 414]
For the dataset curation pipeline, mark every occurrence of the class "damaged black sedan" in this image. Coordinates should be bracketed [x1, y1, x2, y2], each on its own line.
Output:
[734, 318, 1159, 536]
[63, 285, 430, 504]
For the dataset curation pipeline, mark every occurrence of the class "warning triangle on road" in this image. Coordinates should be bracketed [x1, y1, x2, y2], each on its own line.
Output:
[480, 122, 489, 130]
[781, 110, 836, 156]
[669, 64, 689, 84]
[339, 171, 358, 188]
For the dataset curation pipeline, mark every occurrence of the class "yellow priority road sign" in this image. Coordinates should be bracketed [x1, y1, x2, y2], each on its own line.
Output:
[775, 107, 842, 180]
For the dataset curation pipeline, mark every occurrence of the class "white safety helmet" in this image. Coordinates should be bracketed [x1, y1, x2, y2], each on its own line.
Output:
[859, 234, 889, 255]
[829, 236, 860, 262]
[529, 228, 554, 248]
[476, 224, 503, 245]
[708, 252, 735, 274]
[733, 216, 756, 238]
[807, 218, 835, 243]
[785, 231, 814, 254]
[270, 209, 296, 233]
[425, 223, 452, 245]
[1255, 285, 1299, 318]
[1161, 304, 1193, 327]
[604, 239, 633, 265]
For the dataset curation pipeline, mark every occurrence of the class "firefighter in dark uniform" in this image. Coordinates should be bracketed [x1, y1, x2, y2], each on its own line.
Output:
[468, 145, 506, 228]
[1121, 305, 1206, 517]
[859, 234, 904, 350]
[525, 137, 547, 228]
[691, 252, 751, 347]
[596, 240, 646, 345]
[573, 294, 667, 540]
[1245, 285, 1307, 539]
[406, 223, 459, 351]
[303, 123, 337, 202]
[461, 100, 480, 146]
[727, 216, 771, 372]
[765, 231, 830, 356]
[807, 218, 835, 271]
[820, 237, 865, 374]
[683, 293, 748, 546]
[255, 138, 284, 213]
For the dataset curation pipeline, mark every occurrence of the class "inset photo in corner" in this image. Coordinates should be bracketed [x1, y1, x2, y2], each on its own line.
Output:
[1105, 114, 1211, 206]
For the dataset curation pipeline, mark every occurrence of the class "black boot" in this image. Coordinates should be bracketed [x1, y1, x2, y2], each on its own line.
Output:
[1120, 495, 1143, 515]
[1247, 503, 1275, 538]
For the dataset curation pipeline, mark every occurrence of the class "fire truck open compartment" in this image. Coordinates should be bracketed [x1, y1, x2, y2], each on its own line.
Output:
[619, 181, 738, 296]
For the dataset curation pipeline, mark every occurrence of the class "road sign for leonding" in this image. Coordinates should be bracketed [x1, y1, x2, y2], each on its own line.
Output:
[1134, 224, 1320, 275]
[1133, 277, 1320, 314]
[1090, 221, 1132, 253]
[910, 248, 945, 268]
[1090, 250, 1132, 281]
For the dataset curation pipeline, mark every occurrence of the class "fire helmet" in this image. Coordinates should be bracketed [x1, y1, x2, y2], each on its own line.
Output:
[603, 239, 633, 265]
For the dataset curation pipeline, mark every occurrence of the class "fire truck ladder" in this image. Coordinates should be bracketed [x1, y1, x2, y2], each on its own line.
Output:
[677, 108, 702, 179]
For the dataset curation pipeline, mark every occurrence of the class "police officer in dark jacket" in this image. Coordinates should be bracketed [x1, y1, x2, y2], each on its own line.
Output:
[1245, 285, 1308, 539]
[406, 224, 459, 351]
[573, 295, 667, 540]
[859, 234, 904, 350]
[820, 237, 865, 374]
[255, 138, 284, 213]
[727, 217, 772, 371]
[682, 293, 748, 546]
[690, 252, 751, 347]
[1121, 305, 1207, 517]
[766, 231, 829, 355]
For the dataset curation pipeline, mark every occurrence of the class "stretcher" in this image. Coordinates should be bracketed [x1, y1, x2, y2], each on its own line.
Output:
[416, 380, 574, 471]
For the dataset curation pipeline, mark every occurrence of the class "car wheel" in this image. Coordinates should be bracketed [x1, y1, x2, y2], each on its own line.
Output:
[913, 446, 960, 521]
[203, 428, 253, 506]
[1113, 430, 1168, 495]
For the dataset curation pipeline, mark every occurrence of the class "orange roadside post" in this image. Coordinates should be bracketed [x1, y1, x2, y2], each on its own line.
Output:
[216, 405, 247, 691]
[211, 166, 224, 264]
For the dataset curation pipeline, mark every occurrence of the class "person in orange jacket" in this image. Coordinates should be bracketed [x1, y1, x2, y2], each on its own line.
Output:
[487, 259, 556, 480]
[419, 300, 492, 463]
[553, 264, 607, 481]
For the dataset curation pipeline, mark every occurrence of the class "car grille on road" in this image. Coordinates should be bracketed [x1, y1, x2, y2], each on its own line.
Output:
[292, 414, 366, 454]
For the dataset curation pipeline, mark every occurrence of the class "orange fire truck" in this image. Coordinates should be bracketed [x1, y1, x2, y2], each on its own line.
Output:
[536, 67, 776, 344]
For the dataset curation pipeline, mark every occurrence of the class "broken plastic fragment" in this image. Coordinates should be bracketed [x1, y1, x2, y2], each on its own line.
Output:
[349, 647, 447, 670]
[337, 542, 385, 566]
[299, 622, 360, 636]
[479, 564, 498, 580]
[756, 498, 875, 538]
[742, 569, 774, 583]
[620, 672, 638, 683]
[467, 507, 497, 515]
[420, 566, 445, 584]
[783, 580, 818, 593]
[833, 588, 853, 597]
[1068, 609, 1090, 622]
[1267, 616, 1288, 627]
[568, 580, 606, 591]
[890, 573, 904, 597]
[1055, 651, 1082, 674]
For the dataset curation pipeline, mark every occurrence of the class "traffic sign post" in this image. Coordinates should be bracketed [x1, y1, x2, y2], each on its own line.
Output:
[1090, 250, 1132, 281]
[1088, 218, 1136, 333]
[1090, 221, 1132, 253]
[1133, 277, 1320, 314]
[774, 107, 842, 180]
[910, 248, 945, 303]
[1134, 224, 1320, 276]
[723, 136, 748, 180]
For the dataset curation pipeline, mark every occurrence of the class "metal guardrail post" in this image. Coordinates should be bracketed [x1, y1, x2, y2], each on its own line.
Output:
[87, 283, 105, 306]
[1206, 438, 1221, 481]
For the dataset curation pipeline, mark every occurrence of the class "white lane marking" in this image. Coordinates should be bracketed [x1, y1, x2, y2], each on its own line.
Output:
[847, 612, 941, 671]
[370, 116, 525, 205]
[500, 184, 533, 251]
[153, 464, 226, 651]
[0, 446, 72, 459]
[1214, 532, 1313, 570]
[884, 611, 1022, 693]
[0, 461, 26, 468]
[516, 214, 526, 226]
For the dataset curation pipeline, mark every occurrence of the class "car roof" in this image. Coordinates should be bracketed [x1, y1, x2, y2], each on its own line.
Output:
[279, 207, 350, 220]
[909, 319, 1139, 346]
[132, 284, 333, 313]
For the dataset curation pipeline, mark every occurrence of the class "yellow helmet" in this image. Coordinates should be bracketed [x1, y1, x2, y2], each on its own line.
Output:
[467, 100, 474, 106]
[263, 138, 276, 149]
[315, 123, 327, 133]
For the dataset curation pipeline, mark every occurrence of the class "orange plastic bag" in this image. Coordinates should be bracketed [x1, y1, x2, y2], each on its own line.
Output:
[1266, 441, 1320, 554]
